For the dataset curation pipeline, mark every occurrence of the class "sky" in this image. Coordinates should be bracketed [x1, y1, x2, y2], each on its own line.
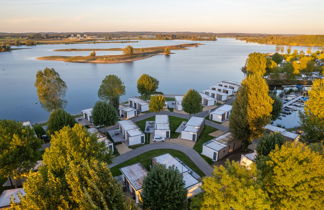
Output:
[1, 0, 324, 34]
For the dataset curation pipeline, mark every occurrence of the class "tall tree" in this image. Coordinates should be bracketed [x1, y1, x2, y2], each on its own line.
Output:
[272, 53, 284, 64]
[149, 95, 165, 112]
[142, 164, 187, 210]
[123, 45, 134, 55]
[262, 142, 324, 209]
[92, 101, 118, 127]
[0, 120, 42, 187]
[11, 124, 126, 209]
[182, 89, 202, 114]
[243, 74, 273, 141]
[230, 75, 273, 144]
[246, 52, 267, 75]
[270, 94, 282, 120]
[301, 78, 324, 143]
[201, 161, 270, 209]
[34, 68, 67, 112]
[98, 75, 125, 109]
[137, 74, 159, 97]
[47, 109, 76, 134]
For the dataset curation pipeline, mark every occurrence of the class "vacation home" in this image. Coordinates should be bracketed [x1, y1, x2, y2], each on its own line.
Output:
[81, 108, 93, 123]
[119, 105, 137, 119]
[209, 104, 232, 122]
[175, 96, 184, 111]
[128, 97, 149, 113]
[0, 188, 25, 208]
[181, 117, 204, 141]
[200, 93, 216, 106]
[203, 89, 228, 102]
[216, 81, 240, 92]
[118, 120, 145, 146]
[154, 115, 170, 139]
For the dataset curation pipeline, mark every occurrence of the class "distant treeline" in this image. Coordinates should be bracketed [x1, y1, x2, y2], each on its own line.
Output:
[237, 35, 324, 47]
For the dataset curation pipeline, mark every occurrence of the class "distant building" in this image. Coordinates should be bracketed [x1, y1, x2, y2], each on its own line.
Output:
[87, 127, 114, 153]
[119, 105, 137, 119]
[154, 115, 170, 139]
[128, 97, 149, 113]
[120, 163, 148, 203]
[203, 89, 228, 102]
[82, 108, 93, 123]
[0, 188, 25, 208]
[200, 93, 216, 106]
[240, 152, 257, 169]
[264, 124, 299, 141]
[175, 96, 184, 111]
[181, 117, 204, 141]
[216, 81, 240, 92]
[209, 85, 234, 95]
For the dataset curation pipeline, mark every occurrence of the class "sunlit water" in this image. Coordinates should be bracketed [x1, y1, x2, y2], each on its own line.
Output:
[0, 38, 315, 122]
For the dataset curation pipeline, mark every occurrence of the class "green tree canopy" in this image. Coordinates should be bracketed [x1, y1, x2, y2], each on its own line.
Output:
[270, 94, 282, 120]
[34, 68, 67, 112]
[0, 120, 42, 186]
[142, 164, 187, 210]
[256, 133, 285, 157]
[201, 161, 270, 210]
[272, 53, 284, 64]
[137, 74, 159, 97]
[182, 89, 202, 114]
[246, 52, 267, 75]
[92, 101, 118, 127]
[262, 142, 324, 209]
[98, 74, 125, 109]
[149, 95, 165, 112]
[47, 109, 76, 134]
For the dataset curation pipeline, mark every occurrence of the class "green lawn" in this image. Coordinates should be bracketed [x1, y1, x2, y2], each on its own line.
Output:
[165, 97, 175, 101]
[110, 149, 205, 177]
[193, 126, 217, 165]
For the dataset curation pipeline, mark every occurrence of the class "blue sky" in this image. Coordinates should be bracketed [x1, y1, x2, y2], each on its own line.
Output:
[1, 0, 323, 33]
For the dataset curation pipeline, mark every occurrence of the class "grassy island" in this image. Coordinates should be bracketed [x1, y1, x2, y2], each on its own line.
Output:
[38, 43, 201, 64]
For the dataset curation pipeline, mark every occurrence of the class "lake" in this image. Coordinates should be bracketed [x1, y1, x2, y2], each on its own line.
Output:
[0, 38, 314, 123]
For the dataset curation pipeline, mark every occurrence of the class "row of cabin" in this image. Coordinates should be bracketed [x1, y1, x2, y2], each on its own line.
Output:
[82, 97, 149, 122]
[120, 153, 202, 204]
[209, 104, 232, 123]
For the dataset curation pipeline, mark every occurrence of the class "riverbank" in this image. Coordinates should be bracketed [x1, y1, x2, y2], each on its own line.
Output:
[38, 43, 201, 64]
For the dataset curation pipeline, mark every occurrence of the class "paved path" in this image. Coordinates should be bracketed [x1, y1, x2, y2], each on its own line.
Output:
[109, 142, 214, 176]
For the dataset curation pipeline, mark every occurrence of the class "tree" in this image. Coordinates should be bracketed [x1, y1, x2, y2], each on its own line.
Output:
[137, 74, 159, 97]
[262, 142, 324, 209]
[12, 125, 133, 209]
[270, 94, 282, 120]
[92, 101, 118, 127]
[229, 86, 250, 147]
[98, 74, 125, 109]
[34, 68, 67, 112]
[301, 78, 324, 143]
[142, 164, 187, 210]
[123, 45, 134, 55]
[201, 161, 270, 209]
[246, 52, 267, 75]
[47, 109, 76, 134]
[243, 74, 273, 141]
[272, 53, 284, 64]
[149, 95, 165, 112]
[90, 51, 96, 57]
[182, 89, 202, 114]
[33, 124, 46, 139]
[0, 120, 42, 187]
[256, 133, 285, 157]
[164, 47, 171, 55]
[292, 60, 301, 75]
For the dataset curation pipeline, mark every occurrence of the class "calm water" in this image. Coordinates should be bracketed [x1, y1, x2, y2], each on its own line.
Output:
[0, 38, 314, 122]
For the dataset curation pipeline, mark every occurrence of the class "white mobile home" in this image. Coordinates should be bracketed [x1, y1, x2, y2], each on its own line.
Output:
[264, 124, 299, 141]
[203, 89, 228, 102]
[87, 128, 114, 153]
[181, 117, 204, 141]
[209, 85, 234, 95]
[240, 152, 257, 169]
[128, 97, 149, 113]
[152, 154, 202, 198]
[118, 120, 145, 146]
[0, 188, 25, 208]
[120, 163, 148, 204]
[119, 105, 137, 119]
[154, 115, 170, 139]
[216, 81, 240, 92]
[209, 104, 232, 122]
[200, 93, 216, 106]
[81, 108, 93, 123]
[202, 133, 241, 161]
[175, 96, 184, 111]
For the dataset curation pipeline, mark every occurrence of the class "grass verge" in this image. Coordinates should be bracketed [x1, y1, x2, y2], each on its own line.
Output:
[110, 149, 204, 177]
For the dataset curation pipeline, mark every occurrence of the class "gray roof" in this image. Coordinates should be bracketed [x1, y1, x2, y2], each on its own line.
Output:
[120, 163, 148, 191]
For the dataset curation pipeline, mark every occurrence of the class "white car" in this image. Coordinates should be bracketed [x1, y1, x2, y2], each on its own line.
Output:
[153, 136, 165, 142]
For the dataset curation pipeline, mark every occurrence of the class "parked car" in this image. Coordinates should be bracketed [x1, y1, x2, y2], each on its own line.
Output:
[153, 136, 165, 142]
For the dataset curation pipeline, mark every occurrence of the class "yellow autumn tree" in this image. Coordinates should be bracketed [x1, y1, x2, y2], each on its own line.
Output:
[242, 74, 273, 141]
[305, 78, 324, 118]
[149, 95, 165, 112]
[263, 142, 324, 209]
[292, 61, 301, 75]
[246, 52, 267, 75]
[201, 161, 270, 210]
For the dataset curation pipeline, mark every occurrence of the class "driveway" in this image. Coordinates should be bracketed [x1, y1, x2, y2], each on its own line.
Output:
[109, 142, 214, 176]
